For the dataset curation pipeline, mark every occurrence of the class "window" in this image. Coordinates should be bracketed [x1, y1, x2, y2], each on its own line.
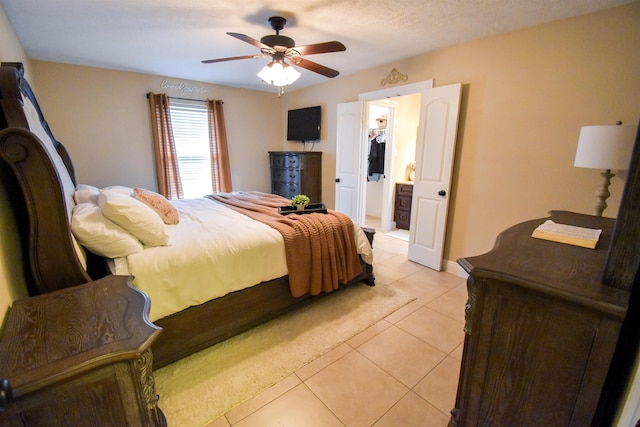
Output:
[169, 99, 212, 198]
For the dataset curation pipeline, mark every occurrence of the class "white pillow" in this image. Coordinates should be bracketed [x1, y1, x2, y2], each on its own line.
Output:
[98, 189, 170, 247]
[74, 184, 100, 205]
[71, 203, 144, 258]
[103, 185, 134, 196]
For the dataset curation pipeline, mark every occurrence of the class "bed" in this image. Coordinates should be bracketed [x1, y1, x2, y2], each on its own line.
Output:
[0, 62, 375, 368]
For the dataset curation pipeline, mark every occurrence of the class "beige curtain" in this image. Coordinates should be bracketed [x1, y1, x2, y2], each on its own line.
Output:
[148, 93, 183, 199]
[207, 99, 232, 193]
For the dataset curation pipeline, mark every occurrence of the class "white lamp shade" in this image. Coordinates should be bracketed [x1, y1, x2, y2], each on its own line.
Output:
[574, 125, 637, 170]
[257, 62, 301, 87]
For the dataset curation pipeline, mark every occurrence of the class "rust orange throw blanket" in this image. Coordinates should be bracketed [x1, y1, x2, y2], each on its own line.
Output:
[207, 192, 363, 297]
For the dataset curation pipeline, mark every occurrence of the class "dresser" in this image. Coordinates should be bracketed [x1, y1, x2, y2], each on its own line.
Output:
[449, 211, 630, 427]
[0, 276, 166, 427]
[394, 182, 413, 230]
[269, 151, 322, 202]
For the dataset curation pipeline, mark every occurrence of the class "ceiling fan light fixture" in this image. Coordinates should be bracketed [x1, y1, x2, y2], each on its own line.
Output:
[257, 60, 301, 87]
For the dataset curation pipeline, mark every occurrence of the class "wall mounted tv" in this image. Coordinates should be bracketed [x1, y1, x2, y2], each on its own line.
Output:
[287, 106, 321, 142]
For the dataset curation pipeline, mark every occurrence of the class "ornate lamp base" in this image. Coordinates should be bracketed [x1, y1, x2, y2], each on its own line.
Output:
[593, 169, 614, 217]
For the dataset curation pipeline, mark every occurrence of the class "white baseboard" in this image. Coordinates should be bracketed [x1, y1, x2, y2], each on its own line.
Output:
[443, 259, 468, 278]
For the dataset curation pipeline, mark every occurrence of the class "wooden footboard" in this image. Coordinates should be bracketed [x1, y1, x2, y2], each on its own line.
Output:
[152, 234, 374, 369]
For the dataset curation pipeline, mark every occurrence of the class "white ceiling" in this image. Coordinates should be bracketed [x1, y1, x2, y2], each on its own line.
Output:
[1, 0, 635, 93]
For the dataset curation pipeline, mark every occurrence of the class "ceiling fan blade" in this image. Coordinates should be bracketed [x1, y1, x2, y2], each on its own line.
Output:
[294, 41, 346, 56]
[201, 54, 267, 64]
[291, 57, 340, 78]
[227, 32, 271, 50]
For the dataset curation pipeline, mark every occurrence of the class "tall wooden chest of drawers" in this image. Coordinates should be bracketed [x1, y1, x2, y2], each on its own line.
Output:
[394, 182, 413, 230]
[269, 151, 322, 202]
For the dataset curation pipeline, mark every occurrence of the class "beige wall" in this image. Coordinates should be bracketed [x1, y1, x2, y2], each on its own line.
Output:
[281, 2, 640, 264]
[29, 61, 283, 192]
[0, 5, 33, 323]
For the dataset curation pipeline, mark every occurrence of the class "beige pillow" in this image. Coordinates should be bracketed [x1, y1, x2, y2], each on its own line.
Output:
[99, 189, 170, 247]
[71, 203, 144, 258]
[133, 188, 179, 225]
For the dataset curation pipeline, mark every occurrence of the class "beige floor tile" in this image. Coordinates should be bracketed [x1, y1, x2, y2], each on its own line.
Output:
[384, 299, 422, 324]
[371, 247, 397, 264]
[224, 374, 301, 425]
[305, 351, 408, 427]
[373, 264, 426, 286]
[450, 342, 464, 361]
[426, 286, 468, 323]
[205, 414, 231, 427]
[372, 259, 419, 285]
[347, 318, 392, 349]
[375, 254, 423, 274]
[295, 343, 353, 381]
[357, 326, 447, 388]
[414, 356, 462, 416]
[377, 238, 409, 255]
[233, 383, 343, 427]
[373, 391, 450, 427]
[396, 307, 465, 353]
[393, 270, 462, 303]
[429, 269, 466, 287]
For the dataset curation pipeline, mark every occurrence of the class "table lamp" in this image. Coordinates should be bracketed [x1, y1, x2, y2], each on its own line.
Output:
[574, 123, 637, 216]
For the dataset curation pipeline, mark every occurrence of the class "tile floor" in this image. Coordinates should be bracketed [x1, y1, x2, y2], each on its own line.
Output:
[207, 223, 468, 427]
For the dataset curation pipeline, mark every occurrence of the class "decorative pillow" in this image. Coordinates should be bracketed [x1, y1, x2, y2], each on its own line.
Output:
[74, 184, 100, 205]
[98, 189, 170, 247]
[133, 188, 179, 225]
[71, 203, 144, 258]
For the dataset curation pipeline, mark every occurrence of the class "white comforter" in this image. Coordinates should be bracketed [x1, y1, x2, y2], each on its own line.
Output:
[114, 198, 373, 321]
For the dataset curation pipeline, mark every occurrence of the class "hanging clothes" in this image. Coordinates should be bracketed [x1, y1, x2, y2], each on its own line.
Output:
[368, 132, 386, 182]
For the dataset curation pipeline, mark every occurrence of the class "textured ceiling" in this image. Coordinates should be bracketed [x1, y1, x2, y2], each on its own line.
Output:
[1, 0, 635, 92]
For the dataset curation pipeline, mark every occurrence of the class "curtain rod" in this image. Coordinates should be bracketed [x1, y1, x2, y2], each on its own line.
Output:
[146, 93, 223, 104]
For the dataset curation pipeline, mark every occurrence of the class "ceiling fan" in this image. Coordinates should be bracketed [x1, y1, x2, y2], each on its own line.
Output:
[201, 16, 346, 81]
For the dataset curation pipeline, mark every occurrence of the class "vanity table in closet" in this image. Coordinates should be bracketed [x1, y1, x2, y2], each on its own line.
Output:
[394, 182, 413, 230]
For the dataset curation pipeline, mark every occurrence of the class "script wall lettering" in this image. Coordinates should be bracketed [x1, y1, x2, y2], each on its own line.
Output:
[161, 79, 208, 96]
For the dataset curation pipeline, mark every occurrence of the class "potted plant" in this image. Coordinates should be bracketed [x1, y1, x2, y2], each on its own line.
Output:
[291, 194, 310, 211]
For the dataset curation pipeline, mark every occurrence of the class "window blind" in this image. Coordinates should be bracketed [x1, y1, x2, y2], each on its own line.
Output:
[169, 99, 213, 198]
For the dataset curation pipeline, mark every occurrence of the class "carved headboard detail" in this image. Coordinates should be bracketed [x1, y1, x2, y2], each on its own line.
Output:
[0, 62, 94, 294]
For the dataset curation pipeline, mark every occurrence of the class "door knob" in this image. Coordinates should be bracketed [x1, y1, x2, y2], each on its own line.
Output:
[335, 178, 341, 183]
[438, 190, 446, 196]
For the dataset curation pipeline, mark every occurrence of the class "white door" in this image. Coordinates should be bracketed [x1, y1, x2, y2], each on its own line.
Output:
[335, 101, 364, 223]
[408, 83, 462, 270]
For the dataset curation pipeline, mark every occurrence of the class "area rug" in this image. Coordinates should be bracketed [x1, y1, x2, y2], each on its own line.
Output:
[154, 281, 415, 426]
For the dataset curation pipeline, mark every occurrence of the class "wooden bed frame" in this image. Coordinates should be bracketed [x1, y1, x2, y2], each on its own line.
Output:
[0, 62, 375, 368]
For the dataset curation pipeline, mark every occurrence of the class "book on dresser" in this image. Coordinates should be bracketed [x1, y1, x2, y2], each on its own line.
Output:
[269, 151, 322, 202]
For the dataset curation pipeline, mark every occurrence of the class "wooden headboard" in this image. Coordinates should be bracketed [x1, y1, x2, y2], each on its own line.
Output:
[0, 62, 103, 294]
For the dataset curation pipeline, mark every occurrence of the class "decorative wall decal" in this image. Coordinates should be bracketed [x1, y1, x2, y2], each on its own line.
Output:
[161, 79, 208, 96]
[380, 68, 408, 86]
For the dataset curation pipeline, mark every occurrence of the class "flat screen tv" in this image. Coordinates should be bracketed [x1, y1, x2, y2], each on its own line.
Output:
[287, 106, 321, 142]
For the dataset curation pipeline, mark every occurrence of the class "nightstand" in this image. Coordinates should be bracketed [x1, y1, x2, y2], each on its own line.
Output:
[0, 275, 165, 427]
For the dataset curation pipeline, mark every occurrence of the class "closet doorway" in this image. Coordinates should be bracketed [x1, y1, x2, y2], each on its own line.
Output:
[364, 98, 421, 237]
[336, 80, 461, 271]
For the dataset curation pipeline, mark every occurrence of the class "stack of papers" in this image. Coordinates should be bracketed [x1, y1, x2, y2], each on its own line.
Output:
[531, 220, 602, 249]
